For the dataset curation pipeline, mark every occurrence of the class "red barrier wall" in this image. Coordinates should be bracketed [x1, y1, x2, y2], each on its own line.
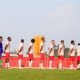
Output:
[1, 56, 77, 68]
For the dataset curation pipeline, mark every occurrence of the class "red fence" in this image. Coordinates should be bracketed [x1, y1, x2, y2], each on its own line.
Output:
[1, 56, 77, 68]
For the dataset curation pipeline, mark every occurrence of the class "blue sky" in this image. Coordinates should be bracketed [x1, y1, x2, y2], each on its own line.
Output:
[0, 0, 80, 52]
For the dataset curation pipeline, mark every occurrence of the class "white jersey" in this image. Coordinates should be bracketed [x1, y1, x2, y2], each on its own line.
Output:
[70, 44, 75, 56]
[59, 44, 64, 56]
[40, 42, 45, 53]
[18, 42, 24, 55]
[77, 46, 80, 56]
[5, 41, 10, 52]
[49, 43, 54, 56]
[28, 42, 34, 54]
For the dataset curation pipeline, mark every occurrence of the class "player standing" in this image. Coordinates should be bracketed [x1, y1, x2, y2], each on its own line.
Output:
[58, 40, 65, 69]
[68, 40, 75, 69]
[0, 36, 3, 67]
[77, 43, 80, 69]
[0, 36, 3, 59]
[17, 39, 24, 69]
[27, 39, 35, 68]
[48, 40, 55, 69]
[4, 37, 11, 69]
[39, 37, 45, 69]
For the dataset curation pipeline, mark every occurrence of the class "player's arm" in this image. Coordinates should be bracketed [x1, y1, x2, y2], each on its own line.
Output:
[17, 47, 23, 55]
[68, 48, 73, 56]
[58, 48, 62, 56]
[40, 46, 43, 53]
[49, 48, 52, 55]
[26, 46, 32, 54]
[2, 43, 3, 53]
[4, 44, 8, 54]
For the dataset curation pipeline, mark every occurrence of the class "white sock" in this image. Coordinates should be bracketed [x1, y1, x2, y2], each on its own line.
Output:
[40, 63, 43, 69]
[29, 60, 33, 68]
[7, 62, 10, 68]
[70, 64, 73, 69]
[29, 61, 30, 68]
[59, 62, 62, 69]
[79, 64, 80, 68]
[18, 59, 22, 68]
[49, 61, 52, 69]
[5, 63, 8, 68]
[77, 64, 79, 69]
[77, 64, 80, 69]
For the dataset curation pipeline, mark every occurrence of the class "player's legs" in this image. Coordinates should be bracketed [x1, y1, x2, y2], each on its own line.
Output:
[18, 59, 22, 69]
[77, 56, 80, 69]
[18, 54, 23, 69]
[59, 60, 62, 69]
[5, 58, 10, 69]
[29, 59, 33, 68]
[7, 59, 10, 68]
[29, 54, 33, 68]
[40, 60, 44, 69]
[0, 53, 2, 68]
[5, 53, 10, 69]
[49, 60, 52, 69]
[49, 56, 54, 69]
[70, 56, 74, 69]
[5, 58, 8, 68]
[70, 61, 73, 69]
[40, 53, 44, 69]
[58, 56, 64, 69]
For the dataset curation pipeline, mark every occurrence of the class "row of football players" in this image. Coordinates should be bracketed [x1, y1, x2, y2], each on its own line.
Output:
[0, 36, 80, 69]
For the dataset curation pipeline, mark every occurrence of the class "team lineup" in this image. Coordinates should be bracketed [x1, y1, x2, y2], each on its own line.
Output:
[0, 36, 80, 70]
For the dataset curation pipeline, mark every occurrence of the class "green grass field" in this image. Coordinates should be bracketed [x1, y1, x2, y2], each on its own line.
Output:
[0, 69, 80, 80]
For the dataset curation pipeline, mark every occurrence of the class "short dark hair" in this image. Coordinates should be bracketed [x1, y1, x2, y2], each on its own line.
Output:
[41, 37, 45, 40]
[31, 39, 35, 43]
[71, 40, 75, 44]
[7, 37, 11, 41]
[61, 40, 64, 43]
[0, 36, 3, 41]
[21, 39, 24, 43]
[0, 36, 2, 39]
[51, 40, 55, 42]
[78, 43, 80, 46]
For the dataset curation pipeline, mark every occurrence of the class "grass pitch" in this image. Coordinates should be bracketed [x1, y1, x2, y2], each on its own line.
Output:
[0, 69, 80, 80]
